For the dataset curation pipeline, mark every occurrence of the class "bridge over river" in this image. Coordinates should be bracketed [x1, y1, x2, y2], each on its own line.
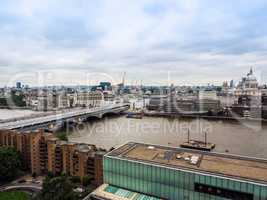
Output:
[0, 103, 130, 131]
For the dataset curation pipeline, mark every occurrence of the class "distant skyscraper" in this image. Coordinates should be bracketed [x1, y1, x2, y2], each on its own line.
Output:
[99, 82, 111, 91]
[16, 82, 22, 89]
[230, 80, 234, 88]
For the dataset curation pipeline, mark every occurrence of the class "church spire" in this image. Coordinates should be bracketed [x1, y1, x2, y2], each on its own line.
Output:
[247, 67, 253, 76]
[250, 67, 253, 75]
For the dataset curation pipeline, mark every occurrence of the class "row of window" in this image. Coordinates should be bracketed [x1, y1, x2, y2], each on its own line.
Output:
[105, 172, 225, 200]
[104, 158, 267, 200]
[195, 183, 254, 200]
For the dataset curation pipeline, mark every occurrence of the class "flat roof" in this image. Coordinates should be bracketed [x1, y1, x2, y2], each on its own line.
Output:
[88, 184, 162, 200]
[106, 142, 267, 185]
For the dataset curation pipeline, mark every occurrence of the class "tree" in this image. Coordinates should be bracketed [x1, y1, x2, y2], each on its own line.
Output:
[10, 91, 26, 107]
[70, 176, 81, 184]
[34, 175, 78, 200]
[0, 98, 8, 106]
[0, 147, 22, 182]
[56, 132, 68, 141]
[0, 91, 26, 108]
[82, 175, 94, 187]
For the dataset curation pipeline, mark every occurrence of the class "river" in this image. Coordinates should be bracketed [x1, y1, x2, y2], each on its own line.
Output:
[0, 109, 42, 121]
[1, 108, 266, 159]
[66, 115, 267, 159]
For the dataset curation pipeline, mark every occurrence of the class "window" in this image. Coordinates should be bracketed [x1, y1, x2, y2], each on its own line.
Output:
[195, 183, 253, 200]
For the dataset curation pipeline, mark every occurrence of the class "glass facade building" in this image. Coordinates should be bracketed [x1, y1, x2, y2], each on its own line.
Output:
[103, 143, 267, 200]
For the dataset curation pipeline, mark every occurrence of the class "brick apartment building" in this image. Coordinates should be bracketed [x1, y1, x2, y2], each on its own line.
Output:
[0, 129, 105, 186]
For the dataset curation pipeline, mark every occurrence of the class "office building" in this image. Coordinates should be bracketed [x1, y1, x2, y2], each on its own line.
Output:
[231, 95, 263, 118]
[99, 82, 112, 91]
[16, 82, 22, 89]
[148, 95, 220, 114]
[75, 91, 104, 107]
[94, 142, 267, 200]
[198, 90, 218, 100]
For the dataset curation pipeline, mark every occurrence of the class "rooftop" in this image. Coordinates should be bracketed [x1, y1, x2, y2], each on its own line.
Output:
[106, 142, 267, 185]
[87, 184, 162, 200]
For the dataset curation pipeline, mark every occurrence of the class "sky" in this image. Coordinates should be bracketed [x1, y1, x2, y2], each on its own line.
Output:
[0, 0, 267, 87]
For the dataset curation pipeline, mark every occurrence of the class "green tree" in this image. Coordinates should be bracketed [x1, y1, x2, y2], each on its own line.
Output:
[0, 147, 22, 182]
[56, 132, 68, 141]
[34, 175, 78, 200]
[0, 98, 8, 106]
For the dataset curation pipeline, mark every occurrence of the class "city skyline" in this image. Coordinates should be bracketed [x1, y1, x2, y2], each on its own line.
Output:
[1, 2, 267, 198]
[1, 1, 267, 86]
[1, 68, 266, 88]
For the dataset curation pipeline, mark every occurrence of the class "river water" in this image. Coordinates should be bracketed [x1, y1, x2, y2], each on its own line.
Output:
[67, 115, 267, 159]
[1, 109, 266, 159]
[0, 109, 41, 121]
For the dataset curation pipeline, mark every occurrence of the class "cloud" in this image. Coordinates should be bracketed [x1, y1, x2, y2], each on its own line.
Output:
[0, 0, 267, 86]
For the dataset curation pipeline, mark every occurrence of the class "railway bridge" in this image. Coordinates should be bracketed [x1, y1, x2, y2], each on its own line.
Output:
[0, 103, 130, 131]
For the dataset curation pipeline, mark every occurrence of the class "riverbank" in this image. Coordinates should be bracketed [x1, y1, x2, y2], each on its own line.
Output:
[143, 111, 267, 123]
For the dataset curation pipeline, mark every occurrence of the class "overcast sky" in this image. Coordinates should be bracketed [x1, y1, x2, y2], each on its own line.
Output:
[0, 0, 267, 87]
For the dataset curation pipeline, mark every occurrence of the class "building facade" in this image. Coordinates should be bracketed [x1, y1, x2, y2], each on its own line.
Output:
[234, 68, 260, 97]
[231, 95, 264, 118]
[75, 91, 104, 108]
[0, 129, 105, 186]
[0, 129, 52, 171]
[29, 90, 104, 111]
[199, 90, 218, 100]
[101, 142, 267, 200]
[148, 95, 221, 114]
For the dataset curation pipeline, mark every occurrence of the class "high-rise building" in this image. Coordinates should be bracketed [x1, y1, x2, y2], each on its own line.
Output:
[89, 142, 267, 200]
[230, 80, 234, 88]
[99, 82, 112, 91]
[16, 82, 22, 89]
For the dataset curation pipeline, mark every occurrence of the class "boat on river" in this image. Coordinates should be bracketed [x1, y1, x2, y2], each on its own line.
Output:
[180, 131, 215, 151]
